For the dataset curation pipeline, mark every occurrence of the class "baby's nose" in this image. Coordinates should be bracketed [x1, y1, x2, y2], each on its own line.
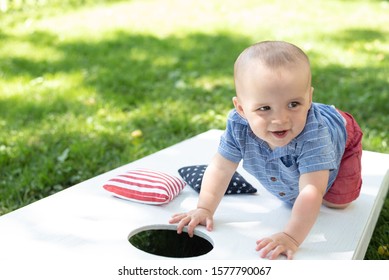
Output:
[272, 111, 289, 125]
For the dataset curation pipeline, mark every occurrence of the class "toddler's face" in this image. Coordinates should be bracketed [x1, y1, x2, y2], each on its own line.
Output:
[234, 63, 313, 150]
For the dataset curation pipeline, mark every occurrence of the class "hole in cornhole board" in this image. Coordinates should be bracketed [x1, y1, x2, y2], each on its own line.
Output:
[128, 224, 213, 258]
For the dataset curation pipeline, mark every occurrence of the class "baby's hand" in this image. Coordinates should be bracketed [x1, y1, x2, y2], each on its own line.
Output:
[256, 232, 300, 260]
[169, 208, 214, 237]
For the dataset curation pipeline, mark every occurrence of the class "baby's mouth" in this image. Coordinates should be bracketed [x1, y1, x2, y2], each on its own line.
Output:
[271, 130, 288, 138]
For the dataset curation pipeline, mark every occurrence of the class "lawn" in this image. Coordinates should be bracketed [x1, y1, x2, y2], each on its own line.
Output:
[0, 0, 388, 259]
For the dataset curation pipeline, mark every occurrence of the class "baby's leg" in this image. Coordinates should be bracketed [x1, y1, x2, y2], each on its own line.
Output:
[322, 199, 350, 209]
[323, 110, 363, 207]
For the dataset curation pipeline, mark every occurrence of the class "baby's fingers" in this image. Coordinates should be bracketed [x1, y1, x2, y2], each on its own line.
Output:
[186, 219, 200, 237]
[168, 213, 190, 235]
[169, 213, 187, 224]
[205, 217, 214, 232]
[256, 238, 276, 258]
[255, 238, 269, 251]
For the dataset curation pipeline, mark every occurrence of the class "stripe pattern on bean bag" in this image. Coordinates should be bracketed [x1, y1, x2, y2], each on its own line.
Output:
[103, 169, 186, 205]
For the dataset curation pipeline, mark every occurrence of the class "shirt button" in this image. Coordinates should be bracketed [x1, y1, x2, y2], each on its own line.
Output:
[270, 177, 277, 182]
[279, 192, 286, 197]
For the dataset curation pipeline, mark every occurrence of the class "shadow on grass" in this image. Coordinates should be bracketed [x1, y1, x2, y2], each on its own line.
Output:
[1, 31, 250, 122]
[330, 27, 388, 43]
[307, 27, 389, 132]
[2, 27, 388, 130]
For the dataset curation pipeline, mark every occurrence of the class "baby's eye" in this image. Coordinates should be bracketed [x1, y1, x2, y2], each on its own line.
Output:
[288, 102, 300, 108]
[257, 106, 271, 111]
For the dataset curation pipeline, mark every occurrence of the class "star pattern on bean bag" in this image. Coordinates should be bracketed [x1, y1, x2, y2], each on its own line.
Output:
[178, 165, 257, 195]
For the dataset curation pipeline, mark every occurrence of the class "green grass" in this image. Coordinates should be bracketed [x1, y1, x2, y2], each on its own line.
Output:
[0, 0, 388, 259]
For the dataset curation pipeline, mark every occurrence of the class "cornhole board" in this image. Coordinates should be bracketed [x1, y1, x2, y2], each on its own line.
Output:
[0, 129, 388, 271]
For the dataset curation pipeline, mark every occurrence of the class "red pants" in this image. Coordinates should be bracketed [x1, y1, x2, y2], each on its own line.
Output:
[323, 110, 363, 204]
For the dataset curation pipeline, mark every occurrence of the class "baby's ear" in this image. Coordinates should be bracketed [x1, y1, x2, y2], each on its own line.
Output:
[309, 87, 314, 103]
[233, 97, 246, 119]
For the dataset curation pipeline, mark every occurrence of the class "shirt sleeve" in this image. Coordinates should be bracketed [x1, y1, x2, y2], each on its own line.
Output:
[297, 125, 338, 174]
[218, 112, 244, 163]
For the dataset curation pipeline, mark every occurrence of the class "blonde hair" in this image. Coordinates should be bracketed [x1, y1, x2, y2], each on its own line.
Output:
[234, 41, 311, 74]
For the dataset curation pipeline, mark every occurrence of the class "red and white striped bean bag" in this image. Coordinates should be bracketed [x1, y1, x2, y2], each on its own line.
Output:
[103, 169, 186, 205]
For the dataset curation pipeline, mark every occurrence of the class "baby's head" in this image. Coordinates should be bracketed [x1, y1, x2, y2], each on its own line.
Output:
[233, 41, 314, 149]
[234, 41, 312, 96]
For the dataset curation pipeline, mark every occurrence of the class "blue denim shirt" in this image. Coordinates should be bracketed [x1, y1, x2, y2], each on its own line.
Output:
[218, 102, 347, 205]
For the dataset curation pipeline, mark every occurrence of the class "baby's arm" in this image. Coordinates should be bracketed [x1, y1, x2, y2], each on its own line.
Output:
[256, 170, 329, 259]
[169, 153, 239, 237]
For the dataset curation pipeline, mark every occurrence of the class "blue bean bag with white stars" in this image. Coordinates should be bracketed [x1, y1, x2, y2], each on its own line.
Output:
[178, 165, 257, 195]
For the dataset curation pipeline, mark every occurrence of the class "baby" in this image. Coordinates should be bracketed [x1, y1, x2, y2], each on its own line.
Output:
[169, 41, 363, 259]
